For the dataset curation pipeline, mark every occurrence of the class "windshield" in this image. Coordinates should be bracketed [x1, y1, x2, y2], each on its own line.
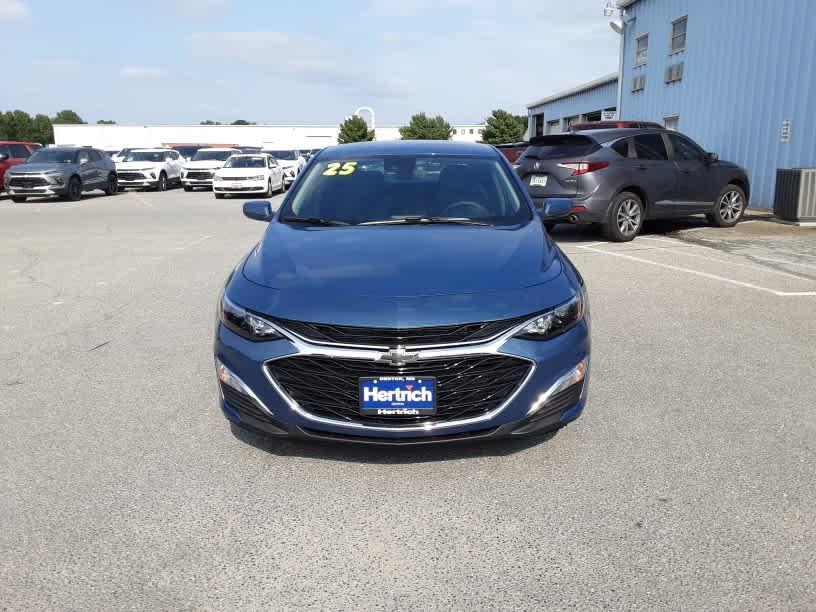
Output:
[224, 156, 266, 168]
[125, 151, 165, 163]
[192, 150, 234, 162]
[27, 149, 77, 164]
[281, 155, 531, 226]
[264, 150, 296, 160]
[174, 147, 199, 158]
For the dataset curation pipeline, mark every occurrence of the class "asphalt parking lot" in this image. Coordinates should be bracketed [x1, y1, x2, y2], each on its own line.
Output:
[2, 190, 815, 610]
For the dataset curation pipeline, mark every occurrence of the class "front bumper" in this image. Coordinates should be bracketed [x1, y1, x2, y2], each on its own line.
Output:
[5, 174, 68, 197]
[213, 180, 267, 194]
[214, 317, 590, 444]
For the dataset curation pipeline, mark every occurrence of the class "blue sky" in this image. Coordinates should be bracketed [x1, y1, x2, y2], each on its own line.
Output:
[1, 0, 618, 125]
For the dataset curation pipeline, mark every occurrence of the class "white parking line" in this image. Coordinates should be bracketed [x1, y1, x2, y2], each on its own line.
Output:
[659, 248, 814, 282]
[578, 245, 816, 297]
[744, 254, 816, 271]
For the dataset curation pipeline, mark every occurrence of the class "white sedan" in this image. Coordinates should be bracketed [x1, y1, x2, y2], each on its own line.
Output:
[212, 154, 285, 199]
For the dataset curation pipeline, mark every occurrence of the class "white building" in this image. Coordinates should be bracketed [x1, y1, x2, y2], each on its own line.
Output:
[53, 123, 487, 151]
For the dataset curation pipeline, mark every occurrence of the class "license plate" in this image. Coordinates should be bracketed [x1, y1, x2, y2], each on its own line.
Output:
[230, 183, 242, 189]
[359, 376, 436, 416]
[529, 175, 548, 187]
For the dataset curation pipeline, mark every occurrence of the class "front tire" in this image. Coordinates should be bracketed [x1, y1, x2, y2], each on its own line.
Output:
[64, 176, 82, 202]
[104, 173, 118, 195]
[214, 192, 225, 199]
[707, 185, 746, 227]
[11, 196, 27, 203]
[603, 191, 643, 242]
[183, 185, 193, 192]
[156, 172, 167, 192]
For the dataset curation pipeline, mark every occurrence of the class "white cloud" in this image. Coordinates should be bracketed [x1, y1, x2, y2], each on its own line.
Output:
[0, 0, 29, 22]
[187, 32, 407, 98]
[120, 66, 167, 79]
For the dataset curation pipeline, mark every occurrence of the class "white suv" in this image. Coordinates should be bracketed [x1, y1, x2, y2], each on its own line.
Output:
[261, 149, 305, 185]
[181, 148, 241, 191]
[212, 154, 285, 199]
[116, 149, 183, 191]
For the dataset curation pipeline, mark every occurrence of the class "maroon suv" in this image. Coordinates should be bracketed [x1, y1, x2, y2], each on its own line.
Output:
[0, 142, 37, 191]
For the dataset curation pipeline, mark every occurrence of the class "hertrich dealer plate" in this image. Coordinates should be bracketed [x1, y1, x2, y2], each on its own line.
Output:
[359, 376, 437, 416]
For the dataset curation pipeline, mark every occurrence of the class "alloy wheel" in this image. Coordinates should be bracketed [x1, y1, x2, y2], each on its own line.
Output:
[616, 198, 641, 235]
[719, 190, 743, 222]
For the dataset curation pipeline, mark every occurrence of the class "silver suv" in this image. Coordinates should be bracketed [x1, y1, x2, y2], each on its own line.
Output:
[4, 146, 118, 203]
[515, 128, 750, 241]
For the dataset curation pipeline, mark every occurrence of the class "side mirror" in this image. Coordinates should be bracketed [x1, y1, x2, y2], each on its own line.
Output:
[243, 200, 274, 222]
[0, 153, 8, 161]
[706, 152, 719, 163]
[539, 198, 572, 221]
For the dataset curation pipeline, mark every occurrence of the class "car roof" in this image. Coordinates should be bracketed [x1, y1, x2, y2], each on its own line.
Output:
[537, 127, 668, 144]
[131, 148, 171, 152]
[198, 147, 239, 151]
[229, 153, 268, 157]
[318, 140, 498, 159]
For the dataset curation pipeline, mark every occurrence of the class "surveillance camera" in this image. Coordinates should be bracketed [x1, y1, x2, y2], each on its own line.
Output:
[603, 1, 615, 17]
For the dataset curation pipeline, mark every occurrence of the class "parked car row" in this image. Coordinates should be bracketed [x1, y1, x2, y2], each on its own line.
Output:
[507, 122, 750, 241]
[2, 144, 321, 202]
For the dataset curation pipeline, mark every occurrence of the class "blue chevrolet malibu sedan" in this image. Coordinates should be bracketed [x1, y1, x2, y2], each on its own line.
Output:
[214, 141, 590, 444]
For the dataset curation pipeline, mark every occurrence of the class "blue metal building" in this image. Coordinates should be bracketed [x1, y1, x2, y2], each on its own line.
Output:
[527, 74, 618, 135]
[527, 0, 816, 208]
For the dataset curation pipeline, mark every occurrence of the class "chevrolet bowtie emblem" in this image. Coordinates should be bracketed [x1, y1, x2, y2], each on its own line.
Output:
[377, 346, 419, 367]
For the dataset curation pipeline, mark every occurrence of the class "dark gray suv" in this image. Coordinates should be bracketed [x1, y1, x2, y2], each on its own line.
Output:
[3, 146, 117, 203]
[516, 128, 750, 241]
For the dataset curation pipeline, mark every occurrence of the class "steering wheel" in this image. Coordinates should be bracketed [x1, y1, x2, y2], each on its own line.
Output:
[440, 200, 490, 218]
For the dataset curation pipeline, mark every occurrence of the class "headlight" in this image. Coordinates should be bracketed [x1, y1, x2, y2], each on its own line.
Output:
[249, 175, 265, 181]
[181, 170, 187, 178]
[515, 286, 587, 340]
[219, 293, 281, 341]
[213, 175, 224, 182]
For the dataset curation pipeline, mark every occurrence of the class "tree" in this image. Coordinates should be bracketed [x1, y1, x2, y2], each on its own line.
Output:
[2, 110, 34, 141]
[399, 113, 452, 140]
[200, 119, 222, 125]
[52, 109, 85, 124]
[480, 109, 528, 145]
[337, 115, 374, 144]
[97, 119, 116, 125]
[231, 119, 255, 125]
[31, 114, 54, 144]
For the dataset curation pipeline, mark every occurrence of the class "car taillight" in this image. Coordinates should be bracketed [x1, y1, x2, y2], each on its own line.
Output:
[557, 161, 609, 176]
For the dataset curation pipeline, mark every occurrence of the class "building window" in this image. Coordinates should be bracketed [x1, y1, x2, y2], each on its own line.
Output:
[452, 129, 457, 135]
[670, 16, 687, 54]
[469, 128, 474, 134]
[546, 120, 560, 134]
[534, 114, 544, 137]
[664, 115, 680, 131]
[635, 34, 649, 66]
[631, 74, 646, 92]
[665, 62, 684, 83]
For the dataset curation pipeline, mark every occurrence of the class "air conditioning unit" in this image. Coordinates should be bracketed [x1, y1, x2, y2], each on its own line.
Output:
[773, 168, 816, 222]
[665, 62, 684, 83]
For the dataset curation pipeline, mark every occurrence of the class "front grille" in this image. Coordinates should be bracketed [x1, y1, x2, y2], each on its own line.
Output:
[220, 176, 253, 181]
[117, 172, 146, 181]
[9, 176, 48, 188]
[187, 171, 213, 180]
[275, 314, 535, 348]
[266, 354, 531, 426]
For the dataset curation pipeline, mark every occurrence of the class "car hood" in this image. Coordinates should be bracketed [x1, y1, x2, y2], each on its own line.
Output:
[234, 221, 573, 326]
[274, 159, 298, 168]
[117, 161, 163, 170]
[185, 160, 226, 170]
[8, 163, 72, 174]
[244, 221, 562, 295]
[216, 168, 267, 177]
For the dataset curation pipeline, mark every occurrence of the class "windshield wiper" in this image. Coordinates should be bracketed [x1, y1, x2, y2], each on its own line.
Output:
[360, 216, 490, 226]
[280, 215, 350, 226]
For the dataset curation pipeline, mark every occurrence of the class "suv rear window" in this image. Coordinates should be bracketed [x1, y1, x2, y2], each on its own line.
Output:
[522, 135, 598, 160]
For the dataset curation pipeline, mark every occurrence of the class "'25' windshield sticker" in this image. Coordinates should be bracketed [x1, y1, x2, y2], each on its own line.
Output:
[323, 161, 358, 176]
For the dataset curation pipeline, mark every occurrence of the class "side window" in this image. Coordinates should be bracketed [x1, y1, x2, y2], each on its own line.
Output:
[611, 138, 631, 158]
[633, 134, 668, 160]
[78, 150, 91, 164]
[88, 150, 101, 162]
[668, 134, 704, 161]
[0, 145, 11, 158]
[10, 144, 31, 158]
